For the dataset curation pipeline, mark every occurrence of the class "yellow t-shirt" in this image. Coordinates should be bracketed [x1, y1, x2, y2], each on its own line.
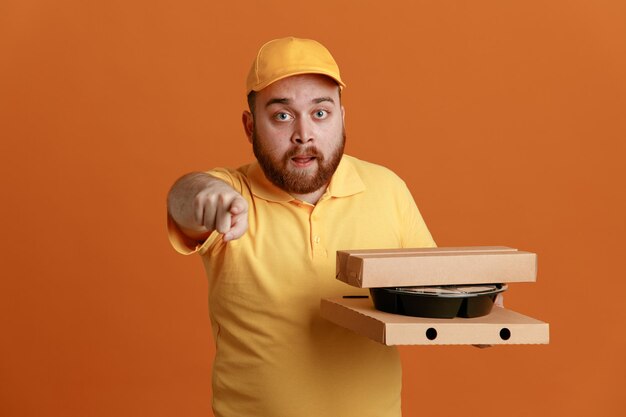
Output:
[168, 154, 436, 417]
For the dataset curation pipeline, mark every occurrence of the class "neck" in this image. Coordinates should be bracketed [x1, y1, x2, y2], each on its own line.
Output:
[290, 187, 327, 205]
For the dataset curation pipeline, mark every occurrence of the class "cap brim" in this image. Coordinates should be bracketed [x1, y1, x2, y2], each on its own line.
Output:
[248, 70, 346, 93]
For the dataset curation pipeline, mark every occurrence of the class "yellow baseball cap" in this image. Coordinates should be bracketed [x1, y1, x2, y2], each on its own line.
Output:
[246, 37, 346, 94]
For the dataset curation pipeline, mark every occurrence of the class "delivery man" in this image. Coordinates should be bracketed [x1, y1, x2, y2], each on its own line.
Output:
[167, 37, 436, 417]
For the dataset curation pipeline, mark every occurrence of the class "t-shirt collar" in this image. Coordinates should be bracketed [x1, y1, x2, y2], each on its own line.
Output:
[249, 155, 365, 202]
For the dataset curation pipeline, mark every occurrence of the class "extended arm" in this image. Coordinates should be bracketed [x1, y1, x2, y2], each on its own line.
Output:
[167, 172, 249, 242]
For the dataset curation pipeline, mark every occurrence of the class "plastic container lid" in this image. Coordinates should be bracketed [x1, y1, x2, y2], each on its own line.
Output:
[395, 284, 507, 297]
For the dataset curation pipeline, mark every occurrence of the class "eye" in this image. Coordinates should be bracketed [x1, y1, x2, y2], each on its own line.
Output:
[274, 112, 293, 121]
[314, 110, 328, 119]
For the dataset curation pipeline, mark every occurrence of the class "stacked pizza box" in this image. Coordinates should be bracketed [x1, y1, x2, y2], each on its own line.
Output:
[321, 246, 549, 346]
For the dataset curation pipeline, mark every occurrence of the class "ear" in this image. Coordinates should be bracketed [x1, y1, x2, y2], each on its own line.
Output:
[341, 105, 345, 123]
[242, 111, 254, 144]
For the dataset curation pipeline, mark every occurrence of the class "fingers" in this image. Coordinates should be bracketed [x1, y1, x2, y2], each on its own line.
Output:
[215, 201, 232, 234]
[494, 293, 504, 308]
[194, 193, 210, 226]
[195, 194, 217, 230]
[224, 208, 249, 241]
[223, 197, 248, 241]
[196, 188, 248, 241]
[229, 197, 248, 216]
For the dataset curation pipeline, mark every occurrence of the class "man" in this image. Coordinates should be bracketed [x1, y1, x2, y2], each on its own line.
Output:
[167, 37, 435, 417]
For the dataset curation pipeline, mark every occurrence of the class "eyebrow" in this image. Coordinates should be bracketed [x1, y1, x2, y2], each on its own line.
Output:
[313, 97, 335, 104]
[265, 98, 290, 108]
[264, 96, 336, 108]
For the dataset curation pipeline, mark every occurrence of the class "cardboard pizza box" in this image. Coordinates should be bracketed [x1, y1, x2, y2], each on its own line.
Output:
[336, 246, 537, 288]
[321, 297, 549, 346]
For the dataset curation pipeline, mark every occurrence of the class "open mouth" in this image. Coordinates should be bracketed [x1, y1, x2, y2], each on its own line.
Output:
[290, 155, 317, 167]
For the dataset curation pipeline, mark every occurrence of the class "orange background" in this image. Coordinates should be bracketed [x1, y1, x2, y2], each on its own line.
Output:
[1, 1, 625, 416]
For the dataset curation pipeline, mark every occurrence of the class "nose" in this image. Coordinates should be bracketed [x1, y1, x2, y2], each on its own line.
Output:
[291, 117, 314, 144]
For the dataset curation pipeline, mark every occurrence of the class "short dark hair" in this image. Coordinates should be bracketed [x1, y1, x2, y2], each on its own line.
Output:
[247, 91, 257, 115]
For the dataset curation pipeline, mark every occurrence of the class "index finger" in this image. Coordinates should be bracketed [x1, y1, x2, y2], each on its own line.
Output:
[229, 196, 248, 215]
[223, 211, 248, 242]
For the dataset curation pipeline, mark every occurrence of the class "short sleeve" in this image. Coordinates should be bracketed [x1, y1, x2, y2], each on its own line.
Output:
[166, 168, 242, 255]
[167, 212, 209, 255]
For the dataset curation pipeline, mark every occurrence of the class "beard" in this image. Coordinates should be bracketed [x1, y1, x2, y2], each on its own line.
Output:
[252, 129, 346, 195]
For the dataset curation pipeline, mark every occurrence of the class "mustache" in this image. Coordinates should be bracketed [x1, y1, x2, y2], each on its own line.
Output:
[284, 146, 323, 159]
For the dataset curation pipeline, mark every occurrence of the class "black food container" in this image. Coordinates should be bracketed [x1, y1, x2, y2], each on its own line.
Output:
[370, 284, 508, 319]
